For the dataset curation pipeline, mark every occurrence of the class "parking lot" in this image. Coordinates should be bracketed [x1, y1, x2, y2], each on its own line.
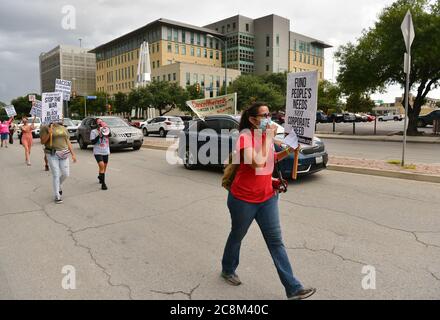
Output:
[1, 142, 440, 299]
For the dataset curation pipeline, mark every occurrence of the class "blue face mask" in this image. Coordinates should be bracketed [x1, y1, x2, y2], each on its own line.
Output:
[259, 118, 272, 131]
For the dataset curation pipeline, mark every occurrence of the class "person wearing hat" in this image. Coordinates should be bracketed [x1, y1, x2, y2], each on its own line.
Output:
[90, 118, 111, 190]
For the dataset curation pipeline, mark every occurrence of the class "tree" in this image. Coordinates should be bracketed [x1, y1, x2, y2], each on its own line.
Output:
[318, 80, 342, 113]
[336, 0, 440, 135]
[345, 92, 375, 113]
[114, 92, 130, 116]
[186, 84, 204, 100]
[228, 75, 285, 111]
[146, 81, 189, 115]
[10, 94, 41, 119]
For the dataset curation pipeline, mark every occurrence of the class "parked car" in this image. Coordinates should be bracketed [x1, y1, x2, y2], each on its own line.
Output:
[366, 114, 376, 122]
[343, 112, 356, 122]
[177, 115, 328, 178]
[316, 111, 328, 123]
[377, 113, 404, 121]
[354, 113, 368, 122]
[76, 116, 143, 151]
[177, 115, 194, 130]
[17, 117, 42, 139]
[72, 120, 82, 128]
[417, 109, 440, 127]
[63, 118, 78, 141]
[328, 113, 344, 123]
[271, 112, 285, 125]
[142, 116, 185, 137]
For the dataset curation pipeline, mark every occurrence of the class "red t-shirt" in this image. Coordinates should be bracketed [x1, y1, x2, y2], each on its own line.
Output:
[230, 131, 276, 203]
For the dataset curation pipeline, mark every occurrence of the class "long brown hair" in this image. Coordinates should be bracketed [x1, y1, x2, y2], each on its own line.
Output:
[239, 102, 267, 131]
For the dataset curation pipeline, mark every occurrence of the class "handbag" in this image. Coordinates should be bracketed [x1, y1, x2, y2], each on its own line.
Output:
[222, 151, 239, 191]
[55, 149, 71, 160]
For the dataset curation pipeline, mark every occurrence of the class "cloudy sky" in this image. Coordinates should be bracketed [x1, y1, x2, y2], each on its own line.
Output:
[0, 0, 438, 104]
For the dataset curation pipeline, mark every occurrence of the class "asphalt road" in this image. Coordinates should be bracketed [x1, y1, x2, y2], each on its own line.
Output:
[321, 138, 440, 164]
[1, 142, 440, 299]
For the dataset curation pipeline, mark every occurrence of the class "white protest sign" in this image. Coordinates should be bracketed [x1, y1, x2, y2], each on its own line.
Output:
[41, 92, 63, 124]
[30, 100, 42, 118]
[285, 71, 318, 146]
[28, 95, 36, 102]
[4, 105, 17, 117]
[55, 78, 72, 101]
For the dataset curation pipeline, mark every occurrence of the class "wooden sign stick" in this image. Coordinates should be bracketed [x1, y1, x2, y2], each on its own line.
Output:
[292, 148, 300, 180]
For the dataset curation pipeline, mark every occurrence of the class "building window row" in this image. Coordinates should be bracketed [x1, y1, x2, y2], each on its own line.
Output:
[164, 26, 220, 49]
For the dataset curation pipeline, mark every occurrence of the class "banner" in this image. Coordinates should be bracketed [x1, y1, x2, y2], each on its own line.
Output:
[55, 78, 72, 101]
[186, 93, 237, 119]
[41, 92, 63, 124]
[28, 95, 36, 102]
[30, 100, 42, 118]
[4, 105, 17, 117]
[285, 71, 318, 146]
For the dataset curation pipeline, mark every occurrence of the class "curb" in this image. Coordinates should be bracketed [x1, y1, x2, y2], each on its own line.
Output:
[327, 164, 440, 184]
[316, 134, 440, 144]
[141, 144, 170, 151]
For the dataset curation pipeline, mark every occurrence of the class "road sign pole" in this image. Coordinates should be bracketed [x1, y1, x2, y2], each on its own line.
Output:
[402, 49, 410, 167]
[84, 98, 87, 117]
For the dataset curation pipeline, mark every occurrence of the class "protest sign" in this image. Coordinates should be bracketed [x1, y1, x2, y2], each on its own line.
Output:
[55, 78, 72, 101]
[41, 92, 63, 124]
[30, 100, 42, 118]
[4, 105, 17, 117]
[285, 71, 318, 146]
[186, 93, 237, 119]
[28, 95, 36, 102]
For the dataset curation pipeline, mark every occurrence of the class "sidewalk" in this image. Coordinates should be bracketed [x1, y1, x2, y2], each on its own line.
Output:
[316, 132, 440, 144]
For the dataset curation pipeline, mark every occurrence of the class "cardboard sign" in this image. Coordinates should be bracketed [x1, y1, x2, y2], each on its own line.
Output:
[41, 92, 63, 124]
[4, 105, 17, 117]
[30, 100, 42, 118]
[55, 78, 72, 101]
[28, 95, 36, 102]
[285, 71, 318, 146]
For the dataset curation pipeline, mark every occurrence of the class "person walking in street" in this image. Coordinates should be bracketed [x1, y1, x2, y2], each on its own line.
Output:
[221, 102, 316, 300]
[20, 116, 36, 166]
[8, 120, 16, 144]
[90, 118, 110, 190]
[0, 116, 14, 148]
[40, 121, 77, 204]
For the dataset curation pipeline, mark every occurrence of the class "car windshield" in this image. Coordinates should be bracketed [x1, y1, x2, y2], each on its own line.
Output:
[63, 119, 74, 126]
[100, 117, 129, 127]
[169, 118, 182, 122]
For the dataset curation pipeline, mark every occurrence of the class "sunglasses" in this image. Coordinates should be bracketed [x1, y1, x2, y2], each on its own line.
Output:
[255, 113, 271, 118]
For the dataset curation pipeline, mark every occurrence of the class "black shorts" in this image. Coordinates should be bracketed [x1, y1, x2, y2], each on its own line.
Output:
[94, 155, 109, 163]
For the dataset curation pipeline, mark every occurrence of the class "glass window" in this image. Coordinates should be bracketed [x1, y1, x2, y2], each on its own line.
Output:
[203, 35, 207, 47]
[173, 73, 176, 81]
[266, 36, 270, 47]
[246, 24, 249, 32]
[216, 51, 219, 60]
[163, 75, 166, 81]
[182, 31, 186, 43]
[181, 45, 186, 55]
[167, 43, 172, 53]
[193, 73, 198, 83]
[232, 22, 236, 30]
[190, 47, 195, 56]
[216, 76, 220, 88]
[197, 48, 201, 57]
[157, 43, 160, 52]
[266, 50, 270, 57]
[276, 35, 279, 46]
[167, 27, 172, 40]
[210, 50, 213, 59]
[175, 44, 179, 54]
[196, 33, 201, 45]
[157, 60, 160, 67]
[168, 74, 171, 81]
[173, 28, 178, 42]
[190, 32, 194, 44]
[204, 49, 207, 58]
[186, 72, 191, 85]
[201, 75, 205, 86]
[266, 65, 269, 72]
[152, 61, 155, 69]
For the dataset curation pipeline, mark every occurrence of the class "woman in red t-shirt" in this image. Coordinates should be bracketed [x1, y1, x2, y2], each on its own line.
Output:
[221, 102, 316, 300]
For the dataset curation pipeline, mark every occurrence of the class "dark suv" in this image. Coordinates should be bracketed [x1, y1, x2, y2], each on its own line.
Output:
[417, 110, 440, 127]
[177, 115, 328, 177]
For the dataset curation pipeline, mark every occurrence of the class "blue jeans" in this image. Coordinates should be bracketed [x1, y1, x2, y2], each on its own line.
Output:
[222, 193, 304, 296]
[47, 154, 70, 200]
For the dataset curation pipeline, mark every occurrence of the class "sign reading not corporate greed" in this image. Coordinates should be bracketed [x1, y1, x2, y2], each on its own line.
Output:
[285, 71, 318, 145]
[41, 92, 63, 124]
[55, 78, 72, 101]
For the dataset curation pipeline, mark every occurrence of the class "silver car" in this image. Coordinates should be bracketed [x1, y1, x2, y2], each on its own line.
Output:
[76, 116, 144, 151]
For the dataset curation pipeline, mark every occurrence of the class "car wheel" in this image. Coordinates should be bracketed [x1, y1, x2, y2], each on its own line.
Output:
[78, 136, 88, 150]
[159, 128, 166, 138]
[378, 118, 383, 122]
[183, 149, 198, 170]
[143, 127, 149, 136]
[133, 145, 141, 151]
[417, 119, 425, 127]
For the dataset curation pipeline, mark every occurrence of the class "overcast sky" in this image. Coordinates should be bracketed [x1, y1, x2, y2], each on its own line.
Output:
[0, 0, 438, 104]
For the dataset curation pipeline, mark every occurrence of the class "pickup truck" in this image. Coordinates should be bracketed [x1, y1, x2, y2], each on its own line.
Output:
[377, 114, 404, 122]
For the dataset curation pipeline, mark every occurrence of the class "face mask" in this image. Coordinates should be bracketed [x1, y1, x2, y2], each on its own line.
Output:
[259, 118, 272, 131]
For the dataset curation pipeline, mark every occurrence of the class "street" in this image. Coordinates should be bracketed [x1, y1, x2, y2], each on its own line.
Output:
[1, 141, 439, 300]
[316, 121, 433, 136]
[322, 138, 440, 164]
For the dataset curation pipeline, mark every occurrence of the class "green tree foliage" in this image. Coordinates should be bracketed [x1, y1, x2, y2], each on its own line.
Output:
[144, 80, 189, 115]
[318, 80, 342, 113]
[186, 84, 205, 100]
[9, 94, 41, 119]
[345, 92, 375, 113]
[228, 75, 285, 111]
[336, 0, 440, 135]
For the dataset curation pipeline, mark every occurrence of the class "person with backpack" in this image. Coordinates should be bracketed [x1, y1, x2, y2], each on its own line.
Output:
[40, 121, 77, 204]
[221, 102, 316, 300]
